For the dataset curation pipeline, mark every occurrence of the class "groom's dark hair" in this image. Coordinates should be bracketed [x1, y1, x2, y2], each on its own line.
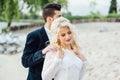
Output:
[42, 3, 61, 22]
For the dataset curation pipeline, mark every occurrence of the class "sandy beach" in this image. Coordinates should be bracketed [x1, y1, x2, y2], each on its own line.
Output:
[0, 22, 120, 80]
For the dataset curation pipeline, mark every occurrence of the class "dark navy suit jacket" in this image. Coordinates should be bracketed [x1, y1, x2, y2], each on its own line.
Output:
[22, 26, 49, 80]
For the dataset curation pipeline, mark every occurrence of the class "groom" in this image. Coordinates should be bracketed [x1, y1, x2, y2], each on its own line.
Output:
[21, 3, 62, 80]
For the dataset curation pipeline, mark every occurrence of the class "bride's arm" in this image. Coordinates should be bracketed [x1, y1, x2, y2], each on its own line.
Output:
[79, 61, 87, 80]
[77, 49, 87, 80]
[42, 51, 62, 80]
[76, 49, 87, 62]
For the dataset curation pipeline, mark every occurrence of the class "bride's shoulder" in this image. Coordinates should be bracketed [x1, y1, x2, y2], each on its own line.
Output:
[45, 44, 58, 57]
[46, 50, 56, 57]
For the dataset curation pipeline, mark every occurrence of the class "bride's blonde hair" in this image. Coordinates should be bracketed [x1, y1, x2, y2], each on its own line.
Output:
[50, 17, 81, 54]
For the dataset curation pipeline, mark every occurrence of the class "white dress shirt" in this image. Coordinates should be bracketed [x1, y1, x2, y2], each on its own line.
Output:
[44, 26, 51, 40]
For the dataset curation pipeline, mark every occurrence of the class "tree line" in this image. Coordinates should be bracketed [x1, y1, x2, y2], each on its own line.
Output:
[0, 0, 118, 32]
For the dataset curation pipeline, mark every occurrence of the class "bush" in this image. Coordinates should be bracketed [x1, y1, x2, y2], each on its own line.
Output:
[66, 15, 103, 21]
[65, 14, 120, 21]
[2, 27, 7, 33]
[106, 14, 120, 18]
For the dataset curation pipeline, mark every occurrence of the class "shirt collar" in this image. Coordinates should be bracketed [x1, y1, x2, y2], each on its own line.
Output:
[44, 26, 51, 40]
[44, 26, 51, 34]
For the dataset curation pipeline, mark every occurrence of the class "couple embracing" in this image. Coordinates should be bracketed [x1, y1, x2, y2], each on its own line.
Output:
[21, 3, 87, 80]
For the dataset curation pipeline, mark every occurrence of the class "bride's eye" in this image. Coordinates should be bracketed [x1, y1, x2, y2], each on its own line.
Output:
[61, 33, 65, 37]
[67, 31, 72, 35]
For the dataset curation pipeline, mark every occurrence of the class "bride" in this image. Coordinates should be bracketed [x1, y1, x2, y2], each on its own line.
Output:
[42, 17, 87, 80]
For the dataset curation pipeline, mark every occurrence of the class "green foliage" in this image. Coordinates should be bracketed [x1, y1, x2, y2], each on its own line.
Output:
[0, 0, 4, 20]
[62, 11, 72, 17]
[0, 0, 20, 21]
[2, 27, 7, 33]
[66, 14, 120, 21]
[24, 0, 68, 14]
[0, 0, 20, 28]
[0, 0, 68, 21]
[0, 0, 68, 31]
[106, 14, 120, 18]
[24, 0, 42, 14]
[20, 13, 42, 20]
[66, 15, 103, 21]
[109, 0, 117, 14]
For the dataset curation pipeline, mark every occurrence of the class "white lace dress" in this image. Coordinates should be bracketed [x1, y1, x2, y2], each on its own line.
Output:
[42, 49, 87, 80]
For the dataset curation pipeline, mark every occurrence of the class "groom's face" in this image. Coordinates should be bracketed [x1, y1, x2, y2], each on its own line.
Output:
[53, 10, 62, 20]
[48, 10, 62, 27]
[49, 10, 62, 23]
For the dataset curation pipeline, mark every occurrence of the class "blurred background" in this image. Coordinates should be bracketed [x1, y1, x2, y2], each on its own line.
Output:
[0, 0, 120, 80]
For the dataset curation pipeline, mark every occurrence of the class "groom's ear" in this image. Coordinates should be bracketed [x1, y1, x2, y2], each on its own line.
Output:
[46, 17, 53, 23]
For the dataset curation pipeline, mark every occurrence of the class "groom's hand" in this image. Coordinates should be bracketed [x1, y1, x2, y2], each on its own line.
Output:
[42, 45, 57, 55]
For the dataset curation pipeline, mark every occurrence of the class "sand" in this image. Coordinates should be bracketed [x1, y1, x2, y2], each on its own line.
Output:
[0, 22, 120, 80]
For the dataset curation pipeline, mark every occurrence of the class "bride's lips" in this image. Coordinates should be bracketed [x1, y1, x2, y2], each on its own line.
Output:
[66, 39, 71, 42]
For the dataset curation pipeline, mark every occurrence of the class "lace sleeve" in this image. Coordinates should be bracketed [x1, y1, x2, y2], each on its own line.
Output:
[42, 51, 62, 80]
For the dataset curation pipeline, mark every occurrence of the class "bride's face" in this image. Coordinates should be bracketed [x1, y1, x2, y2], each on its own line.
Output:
[58, 27, 73, 46]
